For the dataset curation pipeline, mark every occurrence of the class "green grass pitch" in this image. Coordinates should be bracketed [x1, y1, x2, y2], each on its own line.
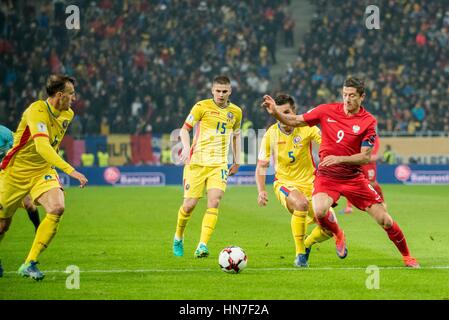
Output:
[1, 185, 448, 300]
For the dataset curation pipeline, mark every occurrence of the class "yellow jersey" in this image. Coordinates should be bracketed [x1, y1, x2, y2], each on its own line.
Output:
[184, 99, 242, 167]
[258, 123, 321, 185]
[1, 100, 74, 175]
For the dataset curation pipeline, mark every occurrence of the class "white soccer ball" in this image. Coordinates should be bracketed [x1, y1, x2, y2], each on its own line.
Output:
[218, 246, 248, 273]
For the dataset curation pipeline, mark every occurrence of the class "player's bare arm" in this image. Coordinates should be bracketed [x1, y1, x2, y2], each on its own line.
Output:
[255, 160, 269, 206]
[319, 146, 373, 167]
[69, 170, 88, 188]
[179, 123, 192, 164]
[228, 130, 241, 176]
[33, 136, 88, 188]
[261, 95, 307, 127]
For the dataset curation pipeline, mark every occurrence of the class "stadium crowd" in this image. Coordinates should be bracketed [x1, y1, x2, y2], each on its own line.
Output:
[1, 0, 448, 136]
[280, 0, 449, 135]
[0, 0, 291, 136]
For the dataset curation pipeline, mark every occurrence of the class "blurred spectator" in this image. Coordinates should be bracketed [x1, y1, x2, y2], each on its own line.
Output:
[81, 152, 95, 167]
[2, 0, 448, 137]
[280, 0, 449, 136]
[97, 148, 109, 167]
[383, 144, 397, 164]
[1, 0, 290, 135]
[283, 14, 295, 47]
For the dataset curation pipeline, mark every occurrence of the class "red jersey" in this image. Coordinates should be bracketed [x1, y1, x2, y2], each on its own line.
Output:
[302, 102, 377, 179]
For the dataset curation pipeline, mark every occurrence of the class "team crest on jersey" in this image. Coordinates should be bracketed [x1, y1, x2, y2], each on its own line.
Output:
[293, 136, 302, 144]
[37, 122, 47, 133]
[44, 174, 53, 181]
[185, 184, 190, 190]
[352, 125, 361, 134]
[227, 112, 234, 120]
[62, 120, 69, 129]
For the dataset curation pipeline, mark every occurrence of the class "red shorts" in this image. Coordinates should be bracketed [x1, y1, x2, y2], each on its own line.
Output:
[313, 174, 383, 210]
[362, 163, 377, 182]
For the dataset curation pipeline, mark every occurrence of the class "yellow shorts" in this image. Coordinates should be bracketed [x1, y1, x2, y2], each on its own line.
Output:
[0, 168, 62, 219]
[273, 180, 315, 224]
[183, 164, 228, 198]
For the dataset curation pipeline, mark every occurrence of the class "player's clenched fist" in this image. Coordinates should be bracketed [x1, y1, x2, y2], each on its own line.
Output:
[261, 95, 276, 114]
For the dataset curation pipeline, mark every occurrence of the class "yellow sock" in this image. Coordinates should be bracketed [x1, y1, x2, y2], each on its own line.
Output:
[25, 214, 61, 263]
[304, 225, 333, 248]
[291, 210, 307, 255]
[199, 208, 218, 245]
[175, 206, 192, 240]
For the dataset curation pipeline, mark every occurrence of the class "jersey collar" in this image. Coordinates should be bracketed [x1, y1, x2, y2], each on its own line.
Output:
[45, 99, 61, 118]
[212, 99, 230, 109]
[341, 103, 365, 117]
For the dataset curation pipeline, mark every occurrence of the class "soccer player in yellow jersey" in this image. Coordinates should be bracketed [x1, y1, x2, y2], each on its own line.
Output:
[0, 125, 41, 233]
[256, 94, 333, 267]
[0, 75, 88, 280]
[173, 76, 242, 258]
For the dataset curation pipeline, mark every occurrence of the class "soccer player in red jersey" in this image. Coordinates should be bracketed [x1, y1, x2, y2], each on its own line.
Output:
[262, 77, 419, 268]
[341, 135, 384, 214]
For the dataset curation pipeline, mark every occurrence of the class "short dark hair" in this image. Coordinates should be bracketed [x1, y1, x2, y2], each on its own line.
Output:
[46, 74, 75, 97]
[275, 93, 296, 111]
[213, 75, 231, 85]
[344, 77, 365, 96]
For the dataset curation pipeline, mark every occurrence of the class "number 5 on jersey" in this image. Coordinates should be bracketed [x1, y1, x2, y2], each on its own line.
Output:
[288, 151, 296, 163]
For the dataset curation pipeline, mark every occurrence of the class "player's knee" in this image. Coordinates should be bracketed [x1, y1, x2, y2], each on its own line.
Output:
[23, 202, 35, 211]
[313, 205, 328, 218]
[48, 204, 65, 216]
[293, 200, 309, 212]
[382, 215, 394, 228]
[207, 199, 220, 209]
[183, 201, 197, 214]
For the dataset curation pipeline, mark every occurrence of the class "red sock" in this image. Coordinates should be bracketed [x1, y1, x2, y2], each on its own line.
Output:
[384, 221, 410, 256]
[346, 200, 352, 209]
[317, 211, 342, 236]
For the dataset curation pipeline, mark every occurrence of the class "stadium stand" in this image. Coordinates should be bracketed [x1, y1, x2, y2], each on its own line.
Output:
[280, 0, 449, 136]
[0, 0, 291, 135]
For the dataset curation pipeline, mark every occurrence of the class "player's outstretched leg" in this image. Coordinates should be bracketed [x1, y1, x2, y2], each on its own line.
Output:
[316, 211, 347, 259]
[195, 208, 218, 258]
[313, 193, 348, 259]
[384, 221, 420, 268]
[173, 206, 192, 257]
[19, 213, 61, 281]
[366, 204, 419, 268]
[291, 210, 308, 267]
[20, 188, 65, 281]
[173, 198, 198, 257]
[304, 223, 333, 262]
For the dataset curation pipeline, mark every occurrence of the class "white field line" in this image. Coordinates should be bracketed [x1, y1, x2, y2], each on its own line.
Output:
[4, 265, 449, 274]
